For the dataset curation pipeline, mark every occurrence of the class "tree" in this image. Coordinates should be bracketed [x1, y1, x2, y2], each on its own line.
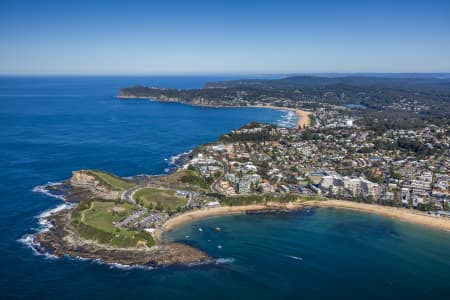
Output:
[443, 200, 449, 211]
[357, 191, 364, 202]
[392, 172, 402, 181]
[408, 197, 413, 209]
[327, 186, 333, 198]
[393, 188, 402, 207]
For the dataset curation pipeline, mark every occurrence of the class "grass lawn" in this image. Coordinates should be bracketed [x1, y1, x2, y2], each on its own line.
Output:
[88, 170, 135, 191]
[72, 200, 154, 248]
[298, 195, 327, 202]
[81, 201, 135, 232]
[163, 169, 209, 189]
[133, 188, 187, 211]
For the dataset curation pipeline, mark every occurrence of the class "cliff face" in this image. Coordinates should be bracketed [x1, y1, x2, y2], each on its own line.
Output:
[70, 170, 122, 200]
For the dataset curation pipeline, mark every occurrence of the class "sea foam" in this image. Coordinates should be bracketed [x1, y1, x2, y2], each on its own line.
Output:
[32, 182, 67, 201]
[21, 178, 232, 271]
[18, 182, 73, 257]
[277, 110, 297, 128]
[215, 257, 236, 264]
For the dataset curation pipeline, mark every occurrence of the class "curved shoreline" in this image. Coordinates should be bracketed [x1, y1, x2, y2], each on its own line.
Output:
[250, 105, 311, 128]
[117, 96, 311, 129]
[29, 187, 450, 268]
[159, 200, 450, 238]
[318, 200, 450, 231]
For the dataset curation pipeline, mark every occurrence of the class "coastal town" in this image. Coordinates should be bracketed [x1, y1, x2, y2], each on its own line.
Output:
[117, 77, 450, 221]
[185, 108, 450, 215]
[40, 102, 450, 255]
[5, 1, 450, 298]
[34, 76, 450, 267]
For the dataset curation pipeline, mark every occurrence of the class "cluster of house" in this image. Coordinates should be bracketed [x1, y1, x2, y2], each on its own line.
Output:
[224, 162, 263, 194]
[400, 170, 450, 209]
[308, 171, 380, 199]
[190, 153, 222, 178]
[387, 98, 430, 113]
[182, 107, 449, 212]
[310, 107, 354, 129]
[230, 126, 276, 136]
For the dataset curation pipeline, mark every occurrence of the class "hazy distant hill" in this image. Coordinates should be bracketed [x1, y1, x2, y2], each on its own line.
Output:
[205, 75, 450, 91]
[119, 75, 450, 122]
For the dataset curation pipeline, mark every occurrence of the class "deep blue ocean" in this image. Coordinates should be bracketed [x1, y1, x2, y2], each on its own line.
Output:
[0, 76, 449, 300]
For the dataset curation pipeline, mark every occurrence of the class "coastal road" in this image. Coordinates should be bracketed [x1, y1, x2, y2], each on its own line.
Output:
[211, 159, 228, 193]
[121, 185, 148, 204]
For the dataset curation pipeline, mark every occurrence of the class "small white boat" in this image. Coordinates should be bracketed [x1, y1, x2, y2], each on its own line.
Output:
[198, 228, 203, 232]
[287, 255, 302, 261]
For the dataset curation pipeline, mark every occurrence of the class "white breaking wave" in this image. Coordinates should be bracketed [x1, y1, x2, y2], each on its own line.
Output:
[21, 176, 233, 271]
[17, 234, 57, 259]
[33, 182, 74, 232]
[17, 234, 41, 256]
[32, 182, 66, 201]
[87, 259, 155, 271]
[108, 262, 154, 271]
[277, 111, 297, 128]
[164, 149, 193, 173]
[18, 182, 73, 257]
[37, 203, 74, 232]
[32, 183, 73, 234]
[169, 150, 192, 165]
[215, 257, 235, 264]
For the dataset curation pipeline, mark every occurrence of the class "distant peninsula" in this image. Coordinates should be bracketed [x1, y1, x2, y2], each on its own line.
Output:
[118, 75, 450, 119]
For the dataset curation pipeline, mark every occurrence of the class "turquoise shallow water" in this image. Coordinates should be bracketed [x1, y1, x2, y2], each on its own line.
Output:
[167, 208, 450, 299]
[0, 76, 449, 299]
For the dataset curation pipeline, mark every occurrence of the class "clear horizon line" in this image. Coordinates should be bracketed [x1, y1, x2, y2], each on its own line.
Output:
[1, 71, 450, 77]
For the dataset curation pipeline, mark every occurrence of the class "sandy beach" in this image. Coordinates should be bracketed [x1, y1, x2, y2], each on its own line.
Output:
[118, 96, 312, 129]
[249, 105, 312, 128]
[295, 109, 312, 128]
[159, 200, 450, 239]
[155, 204, 267, 242]
[317, 200, 450, 231]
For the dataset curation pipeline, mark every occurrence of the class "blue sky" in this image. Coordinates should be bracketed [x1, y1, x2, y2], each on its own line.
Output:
[0, 0, 449, 75]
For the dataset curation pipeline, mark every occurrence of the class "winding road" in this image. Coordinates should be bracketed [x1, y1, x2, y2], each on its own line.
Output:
[210, 159, 228, 193]
[121, 185, 147, 204]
